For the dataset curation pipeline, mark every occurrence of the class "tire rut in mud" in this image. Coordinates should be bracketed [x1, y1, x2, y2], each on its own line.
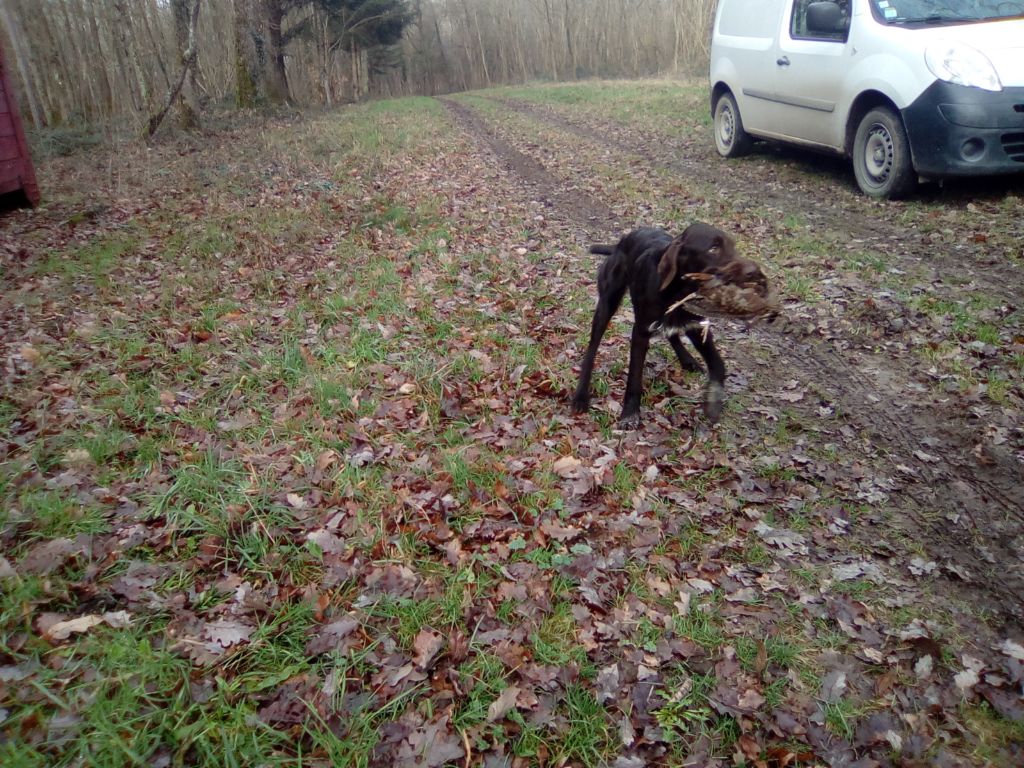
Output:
[781, 338, 1024, 622]
[442, 96, 1024, 625]
[440, 99, 620, 241]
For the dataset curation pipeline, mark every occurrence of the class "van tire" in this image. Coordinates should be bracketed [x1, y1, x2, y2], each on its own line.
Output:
[714, 92, 752, 158]
[852, 107, 916, 199]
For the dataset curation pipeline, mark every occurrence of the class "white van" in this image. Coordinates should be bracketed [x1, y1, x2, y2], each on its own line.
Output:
[709, 0, 1024, 198]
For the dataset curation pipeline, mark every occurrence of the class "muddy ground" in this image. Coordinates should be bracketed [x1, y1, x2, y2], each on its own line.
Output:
[442, 95, 1024, 628]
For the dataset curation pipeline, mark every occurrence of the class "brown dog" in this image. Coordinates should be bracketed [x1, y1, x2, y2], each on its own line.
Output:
[572, 223, 771, 428]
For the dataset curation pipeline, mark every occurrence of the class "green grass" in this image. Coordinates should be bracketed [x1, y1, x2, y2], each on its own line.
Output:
[531, 602, 586, 667]
[3, 79, 1021, 768]
[655, 670, 739, 752]
[0, 92, 481, 765]
[453, 652, 509, 730]
[735, 634, 804, 674]
[33, 232, 140, 286]
[823, 698, 861, 742]
[16, 488, 109, 540]
[963, 703, 1024, 764]
[673, 604, 726, 651]
[495, 80, 709, 131]
[552, 685, 613, 765]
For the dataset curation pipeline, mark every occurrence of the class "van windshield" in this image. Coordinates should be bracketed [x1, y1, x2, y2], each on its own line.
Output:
[871, 0, 1024, 24]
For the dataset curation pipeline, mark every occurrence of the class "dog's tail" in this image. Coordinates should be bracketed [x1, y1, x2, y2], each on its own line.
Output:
[589, 244, 615, 255]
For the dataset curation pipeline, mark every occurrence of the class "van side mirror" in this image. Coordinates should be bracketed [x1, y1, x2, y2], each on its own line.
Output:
[806, 1, 843, 33]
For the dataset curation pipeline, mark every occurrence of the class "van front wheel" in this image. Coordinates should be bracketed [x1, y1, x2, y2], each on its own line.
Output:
[714, 92, 751, 158]
[852, 107, 916, 199]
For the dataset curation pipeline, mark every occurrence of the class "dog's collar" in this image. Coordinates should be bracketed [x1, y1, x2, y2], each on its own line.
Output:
[648, 317, 711, 342]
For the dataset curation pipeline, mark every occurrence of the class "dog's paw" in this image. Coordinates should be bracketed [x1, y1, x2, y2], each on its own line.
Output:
[570, 396, 590, 414]
[617, 412, 642, 430]
[703, 383, 725, 424]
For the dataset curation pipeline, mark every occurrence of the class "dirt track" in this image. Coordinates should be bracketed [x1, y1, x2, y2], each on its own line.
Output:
[442, 95, 1024, 628]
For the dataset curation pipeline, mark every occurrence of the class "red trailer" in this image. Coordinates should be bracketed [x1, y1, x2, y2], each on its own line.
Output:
[0, 43, 39, 208]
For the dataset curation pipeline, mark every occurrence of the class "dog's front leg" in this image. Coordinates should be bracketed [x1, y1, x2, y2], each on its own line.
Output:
[619, 325, 652, 428]
[686, 327, 726, 423]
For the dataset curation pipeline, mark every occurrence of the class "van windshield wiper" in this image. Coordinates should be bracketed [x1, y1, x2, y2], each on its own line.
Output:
[895, 14, 978, 23]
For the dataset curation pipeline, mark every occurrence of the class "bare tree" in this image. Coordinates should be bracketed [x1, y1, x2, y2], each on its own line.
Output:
[82, 0, 115, 117]
[0, 0, 719, 130]
[234, 0, 262, 106]
[263, 0, 298, 103]
[148, 0, 202, 136]
[0, 0, 43, 126]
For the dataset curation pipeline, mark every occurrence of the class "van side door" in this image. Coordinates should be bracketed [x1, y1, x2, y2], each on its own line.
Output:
[773, 0, 853, 149]
[713, 0, 790, 135]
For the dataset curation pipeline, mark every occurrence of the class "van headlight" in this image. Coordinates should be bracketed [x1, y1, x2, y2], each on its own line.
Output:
[925, 42, 1002, 92]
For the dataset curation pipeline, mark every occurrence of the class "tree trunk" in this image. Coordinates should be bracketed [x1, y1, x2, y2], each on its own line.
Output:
[358, 47, 369, 98]
[541, 0, 558, 80]
[263, 0, 290, 104]
[0, 0, 44, 126]
[140, 0, 173, 92]
[82, 0, 114, 116]
[105, 1, 143, 112]
[471, 1, 489, 87]
[672, 0, 681, 73]
[432, 9, 449, 90]
[563, 0, 575, 79]
[56, 0, 93, 118]
[460, 0, 488, 88]
[148, 0, 202, 137]
[113, 1, 151, 109]
[233, 0, 260, 107]
[170, 0, 200, 128]
[11, 0, 59, 123]
[317, 11, 331, 105]
[349, 39, 370, 101]
[508, 7, 527, 82]
[34, 0, 77, 122]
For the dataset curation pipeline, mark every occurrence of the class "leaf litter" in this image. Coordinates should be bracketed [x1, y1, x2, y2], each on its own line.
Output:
[0, 85, 1021, 765]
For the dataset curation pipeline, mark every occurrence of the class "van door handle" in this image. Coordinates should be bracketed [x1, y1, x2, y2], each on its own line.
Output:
[777, 56, 790, 66]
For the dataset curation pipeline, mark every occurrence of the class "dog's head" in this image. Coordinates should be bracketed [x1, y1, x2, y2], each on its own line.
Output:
[659, 223, 778, 319]
[657, 223, 742, 290]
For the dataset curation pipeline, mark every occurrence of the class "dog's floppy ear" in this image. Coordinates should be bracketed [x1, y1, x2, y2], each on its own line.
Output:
[658, 237, 684, 290]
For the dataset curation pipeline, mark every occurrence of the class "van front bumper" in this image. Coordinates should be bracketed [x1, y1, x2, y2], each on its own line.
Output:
[901, 81, 1024, 178]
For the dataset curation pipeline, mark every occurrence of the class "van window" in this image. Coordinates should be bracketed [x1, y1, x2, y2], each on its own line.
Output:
[720, 0, 785, 37]
[791, 0, 851, 40]
[870, 0, 1024, 23]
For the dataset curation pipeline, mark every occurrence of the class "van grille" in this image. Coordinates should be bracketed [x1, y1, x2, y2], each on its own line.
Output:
[1003, 132, 1024, 162]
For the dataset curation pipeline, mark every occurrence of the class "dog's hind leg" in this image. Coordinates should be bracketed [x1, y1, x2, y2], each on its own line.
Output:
[572, 262, 626, 414]
[685, 327, 726, 423]
[619, 324, 653, 428]
[668, 335, 703, 373]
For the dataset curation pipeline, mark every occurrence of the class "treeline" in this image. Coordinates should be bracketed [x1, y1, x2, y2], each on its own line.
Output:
[0, 0, 717, 130]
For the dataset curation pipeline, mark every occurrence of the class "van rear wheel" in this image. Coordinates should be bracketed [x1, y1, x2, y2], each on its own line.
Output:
[852, 107, 916, 199]
[714, 92, 752, 158]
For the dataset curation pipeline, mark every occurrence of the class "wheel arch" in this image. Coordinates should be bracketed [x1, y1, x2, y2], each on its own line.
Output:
[711, 81, 734, 115]
[844, 91, 902, 157]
